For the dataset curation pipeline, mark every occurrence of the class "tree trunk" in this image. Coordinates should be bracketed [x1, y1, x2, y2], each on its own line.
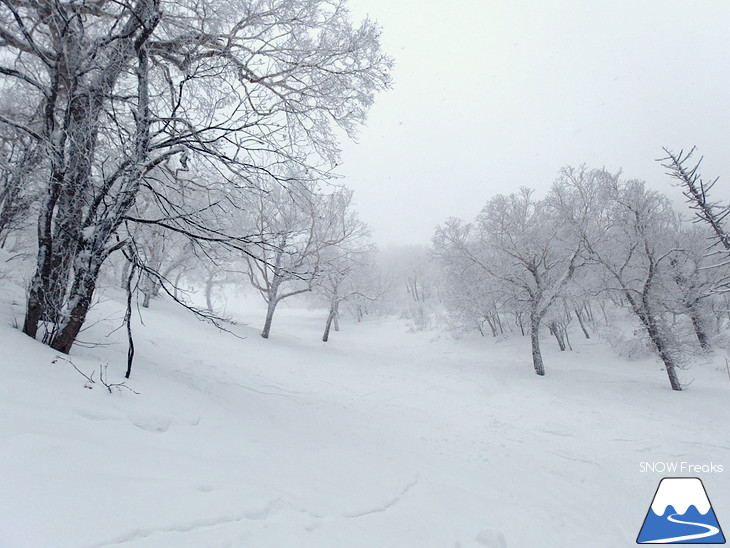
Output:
[530, 311, 545, 376]
[640, 312, 682, 391]
[690, 310, 710, 350]
[261, 298, 278, 339]
[564, 326, 573, 351]
[205, 275, 215, 312]
[583, 301, 595, 322]
[515, 311, 525, 336]
[120, 259, 131, 290]
[548, 320, 566, 351]
[486, 315, 498, 337]
[50, 256, 103, 354]
[22, 0, 157, 347]
[142, 289, 152, 309]
[495, 313, 504, 335]
[322, 305, 336, 342]
[575, 307, 591, 339]
[23, 278, 47, 340]
[598, 301, 609, 325]
[173, 269, 185, 300]
[42, 240, 76, 321]
[23, 170, 64, 339]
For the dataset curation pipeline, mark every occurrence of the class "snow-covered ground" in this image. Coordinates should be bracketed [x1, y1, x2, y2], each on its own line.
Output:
[1, 281, 729, 547]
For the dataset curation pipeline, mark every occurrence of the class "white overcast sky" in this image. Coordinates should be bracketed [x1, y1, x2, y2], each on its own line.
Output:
[337, 0, 730, 245]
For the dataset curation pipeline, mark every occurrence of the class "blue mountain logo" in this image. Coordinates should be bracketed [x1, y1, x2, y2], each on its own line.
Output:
[637, 477, 725, 544]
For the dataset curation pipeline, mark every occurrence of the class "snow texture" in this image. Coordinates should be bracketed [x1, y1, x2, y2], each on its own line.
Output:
[0, 280, 728, 547]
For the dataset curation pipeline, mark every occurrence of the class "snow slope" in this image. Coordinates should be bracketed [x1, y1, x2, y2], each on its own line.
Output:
[1, 281, 728, 547]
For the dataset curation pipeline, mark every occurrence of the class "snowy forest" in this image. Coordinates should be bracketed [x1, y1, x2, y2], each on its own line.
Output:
[1, 1, 729, 547]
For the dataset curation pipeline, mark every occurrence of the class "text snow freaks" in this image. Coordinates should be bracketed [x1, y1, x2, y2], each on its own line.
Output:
[640, 462, 724, 474]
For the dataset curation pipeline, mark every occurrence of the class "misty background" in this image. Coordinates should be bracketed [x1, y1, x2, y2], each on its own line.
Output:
[340, 0, 730, 244]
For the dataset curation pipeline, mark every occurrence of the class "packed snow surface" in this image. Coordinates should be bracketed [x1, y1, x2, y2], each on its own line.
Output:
[1, 287, 728, 547]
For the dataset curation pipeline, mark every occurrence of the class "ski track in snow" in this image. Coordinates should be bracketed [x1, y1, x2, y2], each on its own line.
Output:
[88, 474, 425, 547]
[93, 497, 289, 547]
[343, 475, 420, 519]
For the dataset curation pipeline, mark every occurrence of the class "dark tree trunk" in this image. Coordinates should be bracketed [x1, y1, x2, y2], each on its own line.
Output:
[627, 285, 682, 391]
[322, 306, 336, 342]
[575, 307, 591, 339]
[486, 315, 498, 337]
[23, 168, 65, 339]
[564, 325, 573, 350]
[495, 313, 504, 335]
[50, 256, 103, 353]
[583, 302, 595, 322]
[515, 311, 525, 336]
[22, 0, 158, 350]
[548, 320, 566, 351]
[641, 314, 682, 391]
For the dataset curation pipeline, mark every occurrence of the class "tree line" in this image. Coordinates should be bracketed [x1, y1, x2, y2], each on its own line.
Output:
[433, 154, 730, 391]
[1, 1, 727, 393]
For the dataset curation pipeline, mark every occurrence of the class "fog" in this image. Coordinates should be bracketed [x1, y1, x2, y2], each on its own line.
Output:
[340, 0, 730, 244]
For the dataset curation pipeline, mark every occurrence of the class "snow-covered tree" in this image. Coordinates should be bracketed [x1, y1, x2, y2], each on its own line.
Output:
[660, 148, 730, 347]
[315, 216, 374, 342]
[0, 0, 392, 353]
[435, 187, 583, 376]
[481, 188, 582, 375]
[663, 225, 726, 350]
[0, 125, 39, 246]
[661, 147, 730, 251]
[553, 168, 687, 390]
[244, 182, 365, 339]
[433, 218, 503, 337]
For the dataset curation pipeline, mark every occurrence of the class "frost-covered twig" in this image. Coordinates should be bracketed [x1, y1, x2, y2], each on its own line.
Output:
[52, 356, 139, 394]
[97, 363, 140, 394]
